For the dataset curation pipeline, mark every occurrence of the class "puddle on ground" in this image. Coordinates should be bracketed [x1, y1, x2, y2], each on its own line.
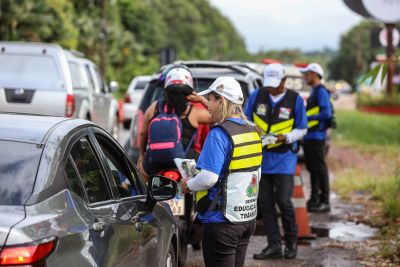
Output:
[329, 222, 377, 242]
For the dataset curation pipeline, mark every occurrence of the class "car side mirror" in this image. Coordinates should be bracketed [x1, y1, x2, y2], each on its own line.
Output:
[109, 81, 119, 92]
[148, 175, 177, 202]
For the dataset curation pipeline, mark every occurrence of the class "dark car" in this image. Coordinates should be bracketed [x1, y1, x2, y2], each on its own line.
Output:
[0, 113, 178, 267]
[124, 60, 263, 162]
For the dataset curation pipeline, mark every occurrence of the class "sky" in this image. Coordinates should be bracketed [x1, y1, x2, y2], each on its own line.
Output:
[209, 0, 364, 53]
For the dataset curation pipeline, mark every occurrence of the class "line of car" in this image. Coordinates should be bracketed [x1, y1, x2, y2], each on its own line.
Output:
[0, 46, 321, 267]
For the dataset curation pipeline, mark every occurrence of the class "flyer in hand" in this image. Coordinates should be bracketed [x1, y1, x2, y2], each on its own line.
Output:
[173, 158, 199, 180]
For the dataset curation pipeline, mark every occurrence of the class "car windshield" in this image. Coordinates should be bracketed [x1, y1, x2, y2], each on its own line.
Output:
[140, 78, 249, 112]
[0, 54, 62, 89]
[0, 140, 43, 205]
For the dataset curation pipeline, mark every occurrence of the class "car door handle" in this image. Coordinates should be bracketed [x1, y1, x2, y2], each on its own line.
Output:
[92, 221, 106, 233]
[130, 211, 146, 224]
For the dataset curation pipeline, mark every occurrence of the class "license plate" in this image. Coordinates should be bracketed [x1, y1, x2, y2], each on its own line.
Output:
[166, 198, 184, 216]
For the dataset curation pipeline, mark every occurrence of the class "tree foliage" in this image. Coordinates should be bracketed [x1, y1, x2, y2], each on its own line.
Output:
[0, 0, 248, 93]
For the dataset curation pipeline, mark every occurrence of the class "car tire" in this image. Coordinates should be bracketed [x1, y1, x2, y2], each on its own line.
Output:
[165, 243, 177, 267]
[123, 119, 131, 129]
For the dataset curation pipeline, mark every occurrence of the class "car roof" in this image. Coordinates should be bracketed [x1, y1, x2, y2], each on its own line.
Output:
[0, 113, 70, 144]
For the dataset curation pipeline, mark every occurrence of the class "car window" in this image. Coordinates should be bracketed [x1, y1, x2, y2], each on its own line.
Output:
[0, 140, 42, 205]
[84, 64, 96, 93]
[94, 134, 140, 198]
[68, 61, 86, 90]
[135, 80, 148, 90]
[93, 66, 108, 94]
[0, 54, 62, 90]
[65, 158, 87, 201]
[70, 137, 111, 203]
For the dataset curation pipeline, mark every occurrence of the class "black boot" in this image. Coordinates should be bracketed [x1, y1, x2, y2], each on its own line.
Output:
[284, 240, 297, 259]
[253, 244, 282, 260]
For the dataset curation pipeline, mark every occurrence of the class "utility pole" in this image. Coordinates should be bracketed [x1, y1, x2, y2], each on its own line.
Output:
[385, 23, 395, 97]
[99, 0, 107, 75]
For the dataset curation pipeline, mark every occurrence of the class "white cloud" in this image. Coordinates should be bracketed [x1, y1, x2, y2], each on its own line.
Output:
[209, 0, 363, 52]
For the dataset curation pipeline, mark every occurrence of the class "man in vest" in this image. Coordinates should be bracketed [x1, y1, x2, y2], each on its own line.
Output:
[245, 63, 307, 260]
[300, 63, 332, 213]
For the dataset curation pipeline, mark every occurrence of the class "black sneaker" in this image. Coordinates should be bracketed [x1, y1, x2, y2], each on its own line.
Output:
[284, 241, 297, 259]
[253, 245, 283, 260]
[310, 203, 331, 213]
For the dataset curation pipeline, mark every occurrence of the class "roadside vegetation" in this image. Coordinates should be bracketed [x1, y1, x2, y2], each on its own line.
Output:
[331, 110, 400, 264]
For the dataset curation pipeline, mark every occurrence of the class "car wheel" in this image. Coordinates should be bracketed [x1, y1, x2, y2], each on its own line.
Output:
[111, 115, 120, 140]
[165, 243, 177, 267]
[123, 119, 131, 129]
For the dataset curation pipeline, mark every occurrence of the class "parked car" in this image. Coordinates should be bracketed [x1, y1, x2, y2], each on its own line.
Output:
[0, 113, 178, 267]
[0, 42, 120, 138]
[123, 75, 151, 129]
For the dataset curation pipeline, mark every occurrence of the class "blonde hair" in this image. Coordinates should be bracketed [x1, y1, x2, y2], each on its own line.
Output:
[216, 96, 249, 124]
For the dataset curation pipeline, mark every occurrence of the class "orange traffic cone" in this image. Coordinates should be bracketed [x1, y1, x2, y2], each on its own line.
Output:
[292, 165, 317, 240]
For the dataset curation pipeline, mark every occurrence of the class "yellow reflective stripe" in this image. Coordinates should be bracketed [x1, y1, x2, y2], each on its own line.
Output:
[231, 132, 260, 145]
[232, 143, 262, 158]
[306, 106, 319, 116]
[229, 155, 262, 170]
[253, 113, 268, 132]
[195, 190, 208, 203]
[308, 120, 318, 128]
[270, 119, 294, 133]
[273, 127, 292, 135]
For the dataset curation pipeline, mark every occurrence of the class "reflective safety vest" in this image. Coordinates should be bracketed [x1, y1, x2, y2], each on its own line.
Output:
[195, 120, 262, 223]
[252, 88, 298, 153]
[306, 85, 335, 132]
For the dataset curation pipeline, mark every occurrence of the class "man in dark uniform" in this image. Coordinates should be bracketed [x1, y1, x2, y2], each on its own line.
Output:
[300, 63, 333, 213]
[245, 63, 308, 260]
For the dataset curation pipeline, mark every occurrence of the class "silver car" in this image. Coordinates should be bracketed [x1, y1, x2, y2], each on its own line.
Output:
[0, 113, 178, 267]
[0, 42, 120, 138]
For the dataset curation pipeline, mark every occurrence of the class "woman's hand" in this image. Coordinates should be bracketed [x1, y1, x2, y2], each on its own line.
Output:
[187, 92, 207, 107]
[137, 155, 150, 182]
[181, 177, 190, 194]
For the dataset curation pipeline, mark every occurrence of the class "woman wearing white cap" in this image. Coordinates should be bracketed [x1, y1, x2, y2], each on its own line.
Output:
[181, 76, 262, 267]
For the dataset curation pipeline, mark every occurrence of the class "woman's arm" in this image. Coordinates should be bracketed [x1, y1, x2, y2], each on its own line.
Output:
[139, 101, 157, 157]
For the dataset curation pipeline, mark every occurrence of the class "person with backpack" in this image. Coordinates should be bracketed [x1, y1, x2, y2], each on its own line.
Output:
[300, 63, 333, 213]
[138, 65, 212, 179]
[180, 76, 262, 267]
[245, 63, 307, 260]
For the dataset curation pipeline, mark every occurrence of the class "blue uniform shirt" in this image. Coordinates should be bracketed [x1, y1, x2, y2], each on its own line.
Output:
[244, 89, 307, 175]
[196, 118, 247, 223]
[304, 85, 332, 141]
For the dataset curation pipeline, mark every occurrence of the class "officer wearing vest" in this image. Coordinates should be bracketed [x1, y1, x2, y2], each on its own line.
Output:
[244, 63, 307, 260]
[180, 77, 262, 267]
[300, 63, 333, 213]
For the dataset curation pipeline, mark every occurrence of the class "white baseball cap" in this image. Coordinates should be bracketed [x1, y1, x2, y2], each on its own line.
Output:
[199, 76, 244, 104]
[263, 63, 285, 88]
[300, 63, 324, 78]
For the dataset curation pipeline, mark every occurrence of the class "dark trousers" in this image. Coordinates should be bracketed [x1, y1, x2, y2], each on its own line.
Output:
[202, 221, 256, 267]
[259, 174, 297, 245]
[303, 140, 330, 205]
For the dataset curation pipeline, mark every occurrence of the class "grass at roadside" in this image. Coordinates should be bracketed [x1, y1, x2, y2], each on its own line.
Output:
[332, 109, 400, 148]
[331, 109, 400, 263]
